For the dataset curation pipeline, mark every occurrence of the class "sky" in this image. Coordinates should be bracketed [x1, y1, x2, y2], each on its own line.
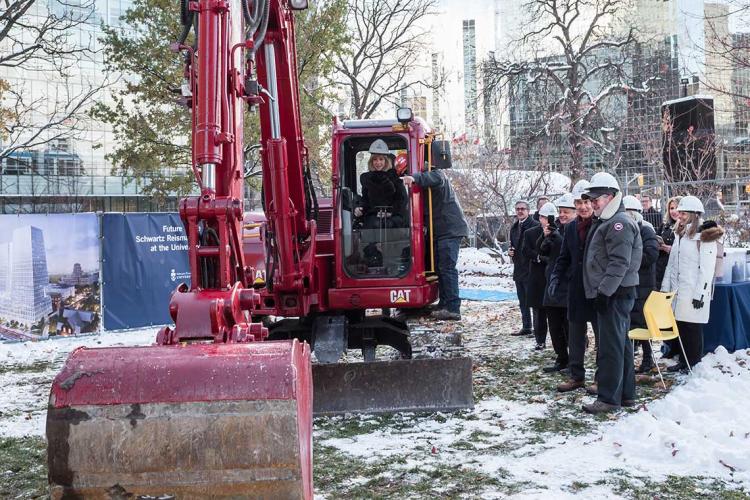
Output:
[0, 214, 99, 274]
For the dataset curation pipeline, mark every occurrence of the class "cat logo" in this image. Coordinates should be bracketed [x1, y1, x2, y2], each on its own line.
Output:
[253, 269, 265, 285]
[389, 289, 411, 304]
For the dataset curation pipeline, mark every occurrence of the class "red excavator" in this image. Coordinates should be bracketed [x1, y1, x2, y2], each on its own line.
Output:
[46, 0, 472, 497]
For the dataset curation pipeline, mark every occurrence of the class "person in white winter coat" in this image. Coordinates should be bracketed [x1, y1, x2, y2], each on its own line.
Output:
[660, 195, 724, 371]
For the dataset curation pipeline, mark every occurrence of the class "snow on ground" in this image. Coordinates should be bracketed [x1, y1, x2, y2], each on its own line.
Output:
[2, 256, 749, 497]
[458, 247, 515, 292]
[318, 342, 750, 496]
[493, 347, 750, 494]
[0, 328, 159, 438]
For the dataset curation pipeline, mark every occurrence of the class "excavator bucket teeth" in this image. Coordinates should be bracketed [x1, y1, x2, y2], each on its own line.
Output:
[46, 340, 313, 500]
[312, 357, 473, 415]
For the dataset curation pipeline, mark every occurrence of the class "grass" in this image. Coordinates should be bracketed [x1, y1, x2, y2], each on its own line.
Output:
[311, 307, 717, 498]
[313, 442, 538, 499]
[2, 303, 747, 498]
[314, 412, 425, 439]
[0, 360, 54, 376]
[603, 469, 750, 500]
[473, 351, 562, 401]
[0, 436, 47, 500]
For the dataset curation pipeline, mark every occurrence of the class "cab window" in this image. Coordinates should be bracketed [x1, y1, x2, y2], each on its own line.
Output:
[339, 136, 411, 279]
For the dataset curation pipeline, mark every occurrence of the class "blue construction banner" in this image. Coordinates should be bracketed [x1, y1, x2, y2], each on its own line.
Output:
[102, 213, 190, 330]
[0, 213, 100, 341]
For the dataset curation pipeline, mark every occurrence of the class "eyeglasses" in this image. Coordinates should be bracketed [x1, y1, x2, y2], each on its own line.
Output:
[515, 207, 528, 211]
[584, 192, 609, 201]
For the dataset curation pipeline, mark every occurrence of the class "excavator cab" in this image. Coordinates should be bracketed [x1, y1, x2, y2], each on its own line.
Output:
[339, 135, 411, 279]
[330, 115, 439, 311]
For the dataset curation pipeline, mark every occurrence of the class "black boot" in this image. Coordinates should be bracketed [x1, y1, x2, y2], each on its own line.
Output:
[667, 361, 687, 373]
[636, 354, 654, 374]
[363, 243, 383, 267]
[511, 328, 532, 336]
[543, 361, 568, 373]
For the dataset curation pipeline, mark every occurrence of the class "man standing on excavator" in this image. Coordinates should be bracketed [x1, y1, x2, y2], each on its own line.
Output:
[403, 168, 468, 321]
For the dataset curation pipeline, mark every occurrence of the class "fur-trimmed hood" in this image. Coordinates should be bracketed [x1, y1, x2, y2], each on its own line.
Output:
[599, 191, 623, 220]
[699, 220, 725, 242]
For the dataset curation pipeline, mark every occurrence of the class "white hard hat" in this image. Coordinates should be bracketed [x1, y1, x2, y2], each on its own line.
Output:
[369, 139, 390, 155]
[538, 201, 558, 218]
[586, 172, 620, 192]
[571, 180, 590, 201]
[622, 195, 642, 212]
[555, 193, 575, 209]
[677, 195, 704, 214]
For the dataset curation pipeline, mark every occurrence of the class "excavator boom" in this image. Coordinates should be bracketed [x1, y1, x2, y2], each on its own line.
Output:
[47, 0, 315, 498]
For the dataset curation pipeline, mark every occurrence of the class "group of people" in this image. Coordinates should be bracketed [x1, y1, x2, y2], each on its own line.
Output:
[509, 173, 724, 413]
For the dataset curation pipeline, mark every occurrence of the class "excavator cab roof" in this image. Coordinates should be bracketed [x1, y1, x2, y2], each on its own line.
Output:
[340, 110, 432, 133]
[343, 118, 400, 129]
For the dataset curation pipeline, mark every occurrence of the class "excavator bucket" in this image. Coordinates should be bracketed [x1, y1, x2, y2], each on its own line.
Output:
[46, 340, 312, 499]
[312, 357, 473, 415]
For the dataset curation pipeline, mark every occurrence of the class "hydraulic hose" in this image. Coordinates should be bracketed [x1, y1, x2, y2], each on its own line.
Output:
[249, 0, 270, 60]
[177, 0, 194, 45]
[243, 0, 264, 37]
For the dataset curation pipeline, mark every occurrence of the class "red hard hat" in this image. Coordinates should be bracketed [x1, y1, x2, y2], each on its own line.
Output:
[395, 153, 408, 175]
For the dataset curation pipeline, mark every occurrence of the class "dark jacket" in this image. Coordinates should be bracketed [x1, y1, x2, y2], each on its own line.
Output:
[523, 225, 546, 308]
[510, 216, 539, 281]
[540, 223, 565, 308]
[550, 218, 595, 323]
[582, 196, 643, 299]
[411, 169, 469, 240]
[631, 218, 659, 327]
[642, 207, 662, 234]
[636, 220, 659, 299]
[655, 220, 676, 285]
[359, 170, 407, 228]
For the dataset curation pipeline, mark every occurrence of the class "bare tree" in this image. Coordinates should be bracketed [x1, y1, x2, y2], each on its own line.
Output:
[0, 0, 109, 160]
[662, 107, 718, 199]
[334, 0, 441, 119]
[449, 140, 565, 249]
[485, 0, 660, 182]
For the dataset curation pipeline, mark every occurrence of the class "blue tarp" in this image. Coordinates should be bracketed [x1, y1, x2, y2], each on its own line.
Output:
[459, 288, 517, 302]
[704, 282, 750, 353]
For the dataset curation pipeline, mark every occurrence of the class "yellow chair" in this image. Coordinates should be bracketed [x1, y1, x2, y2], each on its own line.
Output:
[628, 291, 692, 389]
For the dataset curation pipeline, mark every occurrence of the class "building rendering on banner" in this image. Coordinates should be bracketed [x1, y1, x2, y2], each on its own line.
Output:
[60, 263, 99, 286]
[57, 309, 96, 335]
[45, 284, 76, 301]
[0, 226, 53, 326]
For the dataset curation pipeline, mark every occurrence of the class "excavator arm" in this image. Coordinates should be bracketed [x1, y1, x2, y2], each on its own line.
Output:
[46, 1, 315, 498]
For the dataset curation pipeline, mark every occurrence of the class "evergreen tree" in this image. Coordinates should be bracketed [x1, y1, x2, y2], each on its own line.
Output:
[94, 0, 347, 200]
